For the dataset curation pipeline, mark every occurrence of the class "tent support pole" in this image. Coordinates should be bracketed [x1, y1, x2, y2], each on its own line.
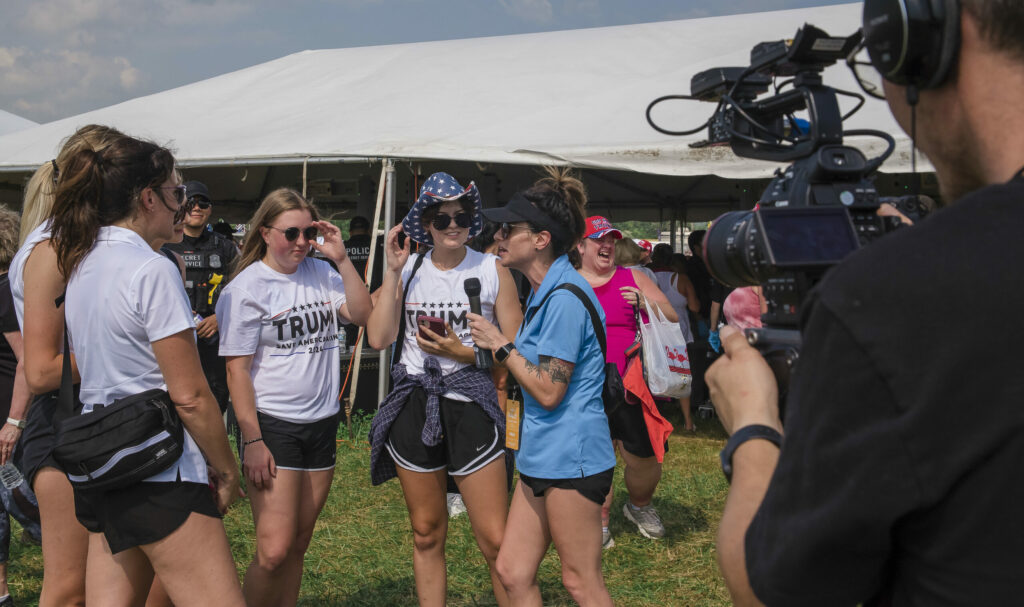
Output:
[302, 157, 309, 198]
[378, 159, 396, 405]
[345, 162, 389, 431]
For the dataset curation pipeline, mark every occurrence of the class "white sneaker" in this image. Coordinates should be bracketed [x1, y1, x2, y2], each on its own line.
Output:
[447, 492, 467, 519]
[602, 527, 615, 550]
[623, 502, 665, 539]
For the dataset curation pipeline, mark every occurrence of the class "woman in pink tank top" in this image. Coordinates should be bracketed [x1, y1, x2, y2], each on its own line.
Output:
[576, 216, 679, 549]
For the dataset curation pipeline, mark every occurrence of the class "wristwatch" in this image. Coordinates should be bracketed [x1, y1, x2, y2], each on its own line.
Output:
[720, 424, 782, 483]
[5, 417, 25, 430]
[494, 342, 516, 364]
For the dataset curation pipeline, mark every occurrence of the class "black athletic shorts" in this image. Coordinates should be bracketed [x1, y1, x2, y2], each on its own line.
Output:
[251, 411, 341, 471]
[17, 392, 59, 487]
[74, 480, 220, 554]
[18, 386, 83, 487]
[386, 388, 504, 476]
[519, 468, 615, 506]
[607, 398, 669, 459]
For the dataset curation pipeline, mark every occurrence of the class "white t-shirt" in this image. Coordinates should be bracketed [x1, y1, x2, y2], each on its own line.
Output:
[9, 221, 51, 330]
[65, 226, 206, 484]
[399, 248, 500, 401]
[217, 257, 347, 423]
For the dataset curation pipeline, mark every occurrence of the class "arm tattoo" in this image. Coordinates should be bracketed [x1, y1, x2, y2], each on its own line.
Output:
[523, 357, 544, 381]
[538, 356, 575, 385]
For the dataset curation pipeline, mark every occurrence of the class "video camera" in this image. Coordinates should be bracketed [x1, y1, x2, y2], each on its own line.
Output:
[647, 24, 923, 402]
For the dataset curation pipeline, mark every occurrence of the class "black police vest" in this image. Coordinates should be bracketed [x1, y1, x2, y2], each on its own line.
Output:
[165, 231, 236, 316]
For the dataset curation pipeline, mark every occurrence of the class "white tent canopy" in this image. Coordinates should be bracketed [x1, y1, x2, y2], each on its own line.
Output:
[0, 110, 37, 137]
[0, 3, 922, 178]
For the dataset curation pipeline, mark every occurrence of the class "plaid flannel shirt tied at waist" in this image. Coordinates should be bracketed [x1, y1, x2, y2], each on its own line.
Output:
[369, 357, 505, 486]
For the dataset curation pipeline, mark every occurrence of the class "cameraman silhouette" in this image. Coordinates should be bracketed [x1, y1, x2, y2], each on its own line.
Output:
[710, 1, 1024, 605]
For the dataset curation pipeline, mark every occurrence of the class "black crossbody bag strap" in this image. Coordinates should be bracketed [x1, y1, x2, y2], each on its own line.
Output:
[523, 283, 608, 359]
[52, 291, 74, 421]
[391, 253, 426, 366]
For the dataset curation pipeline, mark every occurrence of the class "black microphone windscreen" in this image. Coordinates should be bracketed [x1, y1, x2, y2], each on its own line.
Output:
[463, 278, 481, 297]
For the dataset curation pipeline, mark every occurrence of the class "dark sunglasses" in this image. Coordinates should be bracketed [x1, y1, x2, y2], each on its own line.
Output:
[156, 186, 192, 224]
[159, 185, 187, 205]
[499, 222, 532, 239]
[269, 225, 319, 242]
[428, 212, 473, 231]
[189, 198, 212, 210]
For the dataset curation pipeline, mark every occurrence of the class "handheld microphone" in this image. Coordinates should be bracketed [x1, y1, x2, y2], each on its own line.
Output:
[463, 278, 493, 369]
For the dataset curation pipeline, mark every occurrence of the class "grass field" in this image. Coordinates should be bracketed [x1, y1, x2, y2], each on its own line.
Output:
[6, 406, 732, 606]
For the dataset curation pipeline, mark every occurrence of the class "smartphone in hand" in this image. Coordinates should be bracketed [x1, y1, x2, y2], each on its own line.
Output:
[417, 316, 447, 340]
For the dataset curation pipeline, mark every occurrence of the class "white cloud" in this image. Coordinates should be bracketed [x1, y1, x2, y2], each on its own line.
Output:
[0, 46, 146, 121]
[0, 48, 25, 70]
[499, 0, 554, 24]
[115, 56, 141, 88]
[21, 0, 107, 36]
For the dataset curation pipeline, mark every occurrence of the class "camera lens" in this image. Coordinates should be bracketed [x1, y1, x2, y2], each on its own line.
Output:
[703, 211, 764, 288]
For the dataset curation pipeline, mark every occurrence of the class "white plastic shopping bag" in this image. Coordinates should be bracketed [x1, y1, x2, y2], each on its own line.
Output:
[640, 299, 692, 398]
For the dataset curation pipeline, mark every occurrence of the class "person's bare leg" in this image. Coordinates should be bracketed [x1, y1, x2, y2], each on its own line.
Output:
[495, 481, 549, 607]
[141, 513, 244, 607]
[143, 576, 173, 607]
[454, 457, 509, 607]
[621, 449, 661, 508]
[277, 468, 335, 607]
[84, 533, 154, 607]
[34, 467, 88, 607]
[243, 470, 303, 607]
[679, 395, 695, 431]
[546, 488, 613, 607]
[396, 466, 449, 607]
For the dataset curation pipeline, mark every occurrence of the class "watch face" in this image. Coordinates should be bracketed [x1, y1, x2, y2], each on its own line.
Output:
[496, 344, 514, 363]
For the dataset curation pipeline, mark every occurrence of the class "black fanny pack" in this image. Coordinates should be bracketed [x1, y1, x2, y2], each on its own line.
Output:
[53, 317, 185, 491]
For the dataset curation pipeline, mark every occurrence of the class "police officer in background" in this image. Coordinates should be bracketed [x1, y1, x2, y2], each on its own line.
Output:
[164, 180, 238, 413]
[341, 215, 382, 347]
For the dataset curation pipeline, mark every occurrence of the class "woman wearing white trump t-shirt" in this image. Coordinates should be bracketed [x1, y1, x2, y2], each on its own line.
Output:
[216, 188, 371, 607]
[51, 134, 243, 605]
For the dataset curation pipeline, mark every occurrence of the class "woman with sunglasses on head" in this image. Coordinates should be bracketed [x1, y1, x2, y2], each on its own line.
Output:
[367, 172, 522, 607]
[9, 124, 124, 607]
[49, 134, 243, 605]
[466, 168, 615, 606]
[216, 188, 371, 607]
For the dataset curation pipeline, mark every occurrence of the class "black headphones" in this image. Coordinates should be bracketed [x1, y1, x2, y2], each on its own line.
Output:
[862, 0, 961, 92]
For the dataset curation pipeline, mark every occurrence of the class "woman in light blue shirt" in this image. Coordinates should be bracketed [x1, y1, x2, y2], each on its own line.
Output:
[468, 168, 614, 607]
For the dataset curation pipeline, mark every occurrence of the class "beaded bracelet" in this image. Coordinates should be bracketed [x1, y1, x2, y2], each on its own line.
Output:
[243, 437, 264, 447]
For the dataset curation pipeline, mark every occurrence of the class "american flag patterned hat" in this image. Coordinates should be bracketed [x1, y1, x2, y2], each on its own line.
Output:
[401, 172, 483, 246]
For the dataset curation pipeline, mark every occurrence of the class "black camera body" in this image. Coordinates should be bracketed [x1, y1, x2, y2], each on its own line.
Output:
[692, 25, 901, 327]
[684, 24, 909, 404]
[706, 144, 903, 328]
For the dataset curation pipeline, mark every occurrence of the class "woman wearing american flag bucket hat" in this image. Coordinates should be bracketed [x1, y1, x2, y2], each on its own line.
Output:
[367, 172, 523, 606]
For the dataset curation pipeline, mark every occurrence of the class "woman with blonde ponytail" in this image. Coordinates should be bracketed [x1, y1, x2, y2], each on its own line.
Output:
[8, 124, 124, 607]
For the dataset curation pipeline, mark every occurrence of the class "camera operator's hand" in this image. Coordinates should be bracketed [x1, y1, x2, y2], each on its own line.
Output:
[706, 325, 782, 436]
[877, 203, 914, 226]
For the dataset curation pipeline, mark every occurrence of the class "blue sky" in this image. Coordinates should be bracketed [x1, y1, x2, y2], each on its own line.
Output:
[0, 0, 850, 123]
